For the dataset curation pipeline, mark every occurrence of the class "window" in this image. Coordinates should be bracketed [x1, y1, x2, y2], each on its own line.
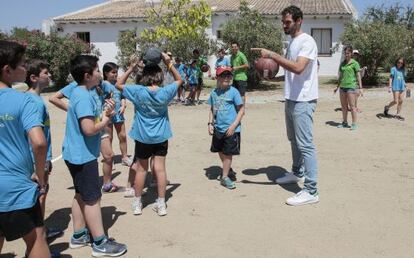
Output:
[216, 30, 222, 39]
[76, 32, 90, 43]
[311, 29, 332, 56]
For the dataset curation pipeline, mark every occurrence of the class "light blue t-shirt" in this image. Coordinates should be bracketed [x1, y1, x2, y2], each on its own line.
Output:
[123, 83, 178, 144]
[102, 80, 125, 123]
[62, 86, 102, 164]
[187, 67, 198, 85]
[0, 88, 42, 212]
[26, 92, 52, 161]
[60, 81, 104, 116]
[215, 57, 231, 68]
[208, 86, 243, 133]
[390, 66, 406, 91]
[175, 63, 187, 81]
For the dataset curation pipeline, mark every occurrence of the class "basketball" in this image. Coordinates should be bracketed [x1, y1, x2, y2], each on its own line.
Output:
[201, 64, 210, 73]
[254, 58, 279, 79]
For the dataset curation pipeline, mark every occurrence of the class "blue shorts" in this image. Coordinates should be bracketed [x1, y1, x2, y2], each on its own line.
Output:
[340, 87, 357, 93]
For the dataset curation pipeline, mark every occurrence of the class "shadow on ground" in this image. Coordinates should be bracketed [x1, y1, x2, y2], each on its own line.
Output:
[241, 166, 301, 193]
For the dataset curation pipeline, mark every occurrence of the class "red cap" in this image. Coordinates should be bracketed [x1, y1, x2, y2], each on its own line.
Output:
[216, 67, 233, 76]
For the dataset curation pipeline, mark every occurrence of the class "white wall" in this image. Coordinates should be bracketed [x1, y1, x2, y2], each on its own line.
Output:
[51, 14, 351, 76]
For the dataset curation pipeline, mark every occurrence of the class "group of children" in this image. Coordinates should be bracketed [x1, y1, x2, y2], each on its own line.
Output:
[0, 39, 245, 257]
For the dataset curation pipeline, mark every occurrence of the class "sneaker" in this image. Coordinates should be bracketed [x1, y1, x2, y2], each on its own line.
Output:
[46, 227, 64, 239]
[92, 238, 127, 257]
[220, 177, 236, 189]
[337, 122, 350, 128]
[395, 115, 405, 121]
[121, 157, 133, 167]
[152, 202, 167, 216]
[132, 198, 142, 215]
[70, 233, 91, 249]
[350, 123, 358, 130]
[124, 187, 135, 198]
[276, 172, 304, 184]
[286, 190, 319, 206]
[102, 182, 119, 193]
[384, 106, 389, 116]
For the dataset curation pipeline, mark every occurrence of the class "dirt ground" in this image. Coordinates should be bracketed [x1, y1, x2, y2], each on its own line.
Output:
[2, 83, 414, 258]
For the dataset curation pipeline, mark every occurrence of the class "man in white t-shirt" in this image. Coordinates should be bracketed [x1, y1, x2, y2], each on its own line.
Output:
[252, 5, 319, 206]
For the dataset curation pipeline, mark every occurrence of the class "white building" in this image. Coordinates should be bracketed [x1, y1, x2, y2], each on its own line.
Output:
[43, 0, 357, 76]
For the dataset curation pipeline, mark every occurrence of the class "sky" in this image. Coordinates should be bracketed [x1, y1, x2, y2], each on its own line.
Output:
[0, 0, 412, 32]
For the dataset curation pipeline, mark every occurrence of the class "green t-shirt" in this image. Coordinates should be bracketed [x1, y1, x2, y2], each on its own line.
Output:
[196, 56, 208, 78]
[231, 51, 248, 81]
[339, 59, 360, 88]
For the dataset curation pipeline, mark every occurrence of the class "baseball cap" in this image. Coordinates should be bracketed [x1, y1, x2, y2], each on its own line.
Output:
[216, 67, 233, 76]
[352, 49, 360, 55]
[143, 47, 162, 66]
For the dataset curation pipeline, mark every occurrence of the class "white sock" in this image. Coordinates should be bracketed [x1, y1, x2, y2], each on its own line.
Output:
[133, 196, 141, 203]
[157, 197, 165, 205]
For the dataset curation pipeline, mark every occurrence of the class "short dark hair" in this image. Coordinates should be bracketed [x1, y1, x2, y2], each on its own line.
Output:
[231, 41, 239, 47]
[281, 5, 303, 21]
[70, 55, 99, 84]
[343, 45, 353, 53]
[193, 49, 200, 55]
[218, 48, 226, 54]
[102, 62, 118, 80]
[140, 65, 164, 86]
[0, 40, 26, 80]
[25, 59, 49, 88]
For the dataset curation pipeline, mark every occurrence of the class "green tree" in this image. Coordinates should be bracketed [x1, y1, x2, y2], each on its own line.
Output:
[4, 28, 100, 88]
[221, 1, 283, 87]
[340, 3, 414, 84]
[116, 0, 215, 67]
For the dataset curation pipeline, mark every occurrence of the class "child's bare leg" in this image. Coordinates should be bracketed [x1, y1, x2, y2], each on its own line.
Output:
[397, 92, 403, 115]
[133, 159, 149, 197]
[72, 194, 86, 232]
[23, 227, 50, 258]
[114, 123, 128, 161]
[101, 136, 114, 185]
[81, 199, 105, 239]
[219, 152, 232, 178]
[153, 156, 167, 199]
[127, 166, 136, 188]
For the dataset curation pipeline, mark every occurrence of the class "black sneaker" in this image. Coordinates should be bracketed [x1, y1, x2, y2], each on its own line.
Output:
[228, 168, 237, 182]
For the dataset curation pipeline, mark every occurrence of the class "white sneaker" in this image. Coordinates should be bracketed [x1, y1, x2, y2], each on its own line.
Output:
[152, 202, 167, 216]
[121, 157, 133, 167]
[132, 198, 142, 215]
[286, 190, 319, 206]
[124, 187, 135, 198]
[276, 172, 304, 184]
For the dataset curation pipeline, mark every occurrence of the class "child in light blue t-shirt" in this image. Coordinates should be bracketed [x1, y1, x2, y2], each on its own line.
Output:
[116, 50, 183, 216]
[0, 40, 49, 256]
[215, 48, 231, 70]
[186, 60, 198, 104]
[384, 57, 408, 120]
[208, 67, 244, 190]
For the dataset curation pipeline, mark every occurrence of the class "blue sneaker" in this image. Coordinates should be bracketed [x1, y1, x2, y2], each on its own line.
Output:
[69, 233, 90, 249]
[92, 238, 127, 257]
[221, 177, 236, 189]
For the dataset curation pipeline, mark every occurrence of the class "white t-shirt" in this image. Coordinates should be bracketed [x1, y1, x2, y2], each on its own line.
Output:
[284, 33, 318, 101]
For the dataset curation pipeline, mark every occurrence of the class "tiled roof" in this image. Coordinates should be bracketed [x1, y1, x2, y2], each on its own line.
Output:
[54, 0, 355, 22]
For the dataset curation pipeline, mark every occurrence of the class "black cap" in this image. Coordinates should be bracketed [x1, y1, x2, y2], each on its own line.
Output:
[143, 48, 162, 66]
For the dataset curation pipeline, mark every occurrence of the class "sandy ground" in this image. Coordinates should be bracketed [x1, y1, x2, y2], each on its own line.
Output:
[2, 83, 414, 258]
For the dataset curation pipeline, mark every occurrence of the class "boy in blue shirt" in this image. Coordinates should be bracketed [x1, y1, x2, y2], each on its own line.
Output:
[208, 67, 245, 189]
[215, 48, 231, 70]
[174, 57, 187, 102]
[186, 60, 198, 104]
[63, 55, 126, 257]
[116, 49, 183, 216]
[25, 59, 64, 240]
[0, 41, 50, 257]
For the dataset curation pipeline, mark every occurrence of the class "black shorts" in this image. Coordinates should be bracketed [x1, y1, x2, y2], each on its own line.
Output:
[0, 200, 43, 241]
[233, 80, 247, 96]
[65, 159, 102, 203]
[134, 140, 168, 160]
[197, 77, 203, 88]
[210, 131, 241, 155]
